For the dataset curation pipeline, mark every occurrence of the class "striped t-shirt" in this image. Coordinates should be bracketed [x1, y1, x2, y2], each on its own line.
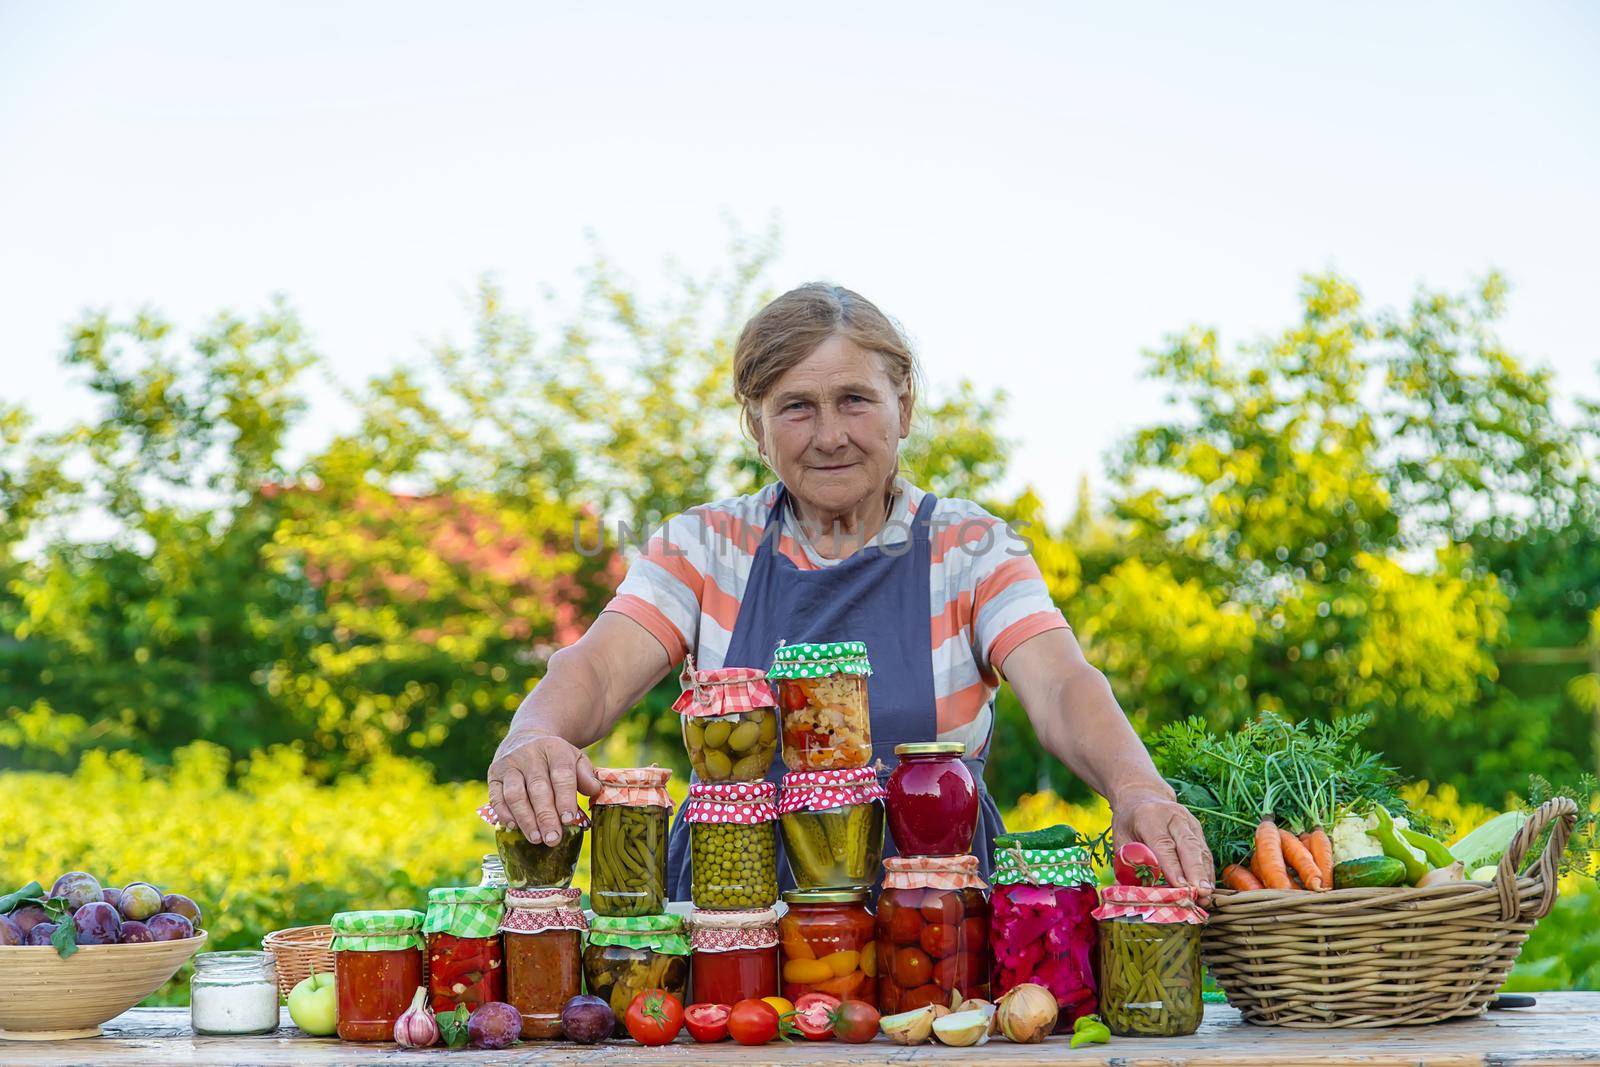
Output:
[601, 478, 1070, 759]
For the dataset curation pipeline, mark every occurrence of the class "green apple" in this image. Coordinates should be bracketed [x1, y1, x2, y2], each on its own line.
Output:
[286, 972, 338, 1036]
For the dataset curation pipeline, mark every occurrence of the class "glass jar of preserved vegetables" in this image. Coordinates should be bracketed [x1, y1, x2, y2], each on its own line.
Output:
[1092, 885, 1205, 1037]
[990, 841, 1099, 1029]
[875, 855, 990, 1015]
[779, 890, 876, 1004]
[888, 742, 978, 857]
[590, 766, 674, 917]
[675, 660, 780, 782]
[685, 780, 779, 910]
[330, 909, 426, 1042]
[689, 908, 779, 1005]
[583, 914, 691, 1032]
[501, 887, 587, 1040]
[768, 641, 873, 771]
[480, 803, 586, 889]
[778, 768, 886, 890]
[479, 852, 507, 889]
[422, 885, 505, 1013]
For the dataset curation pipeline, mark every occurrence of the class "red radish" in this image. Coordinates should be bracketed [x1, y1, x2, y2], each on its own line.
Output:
[1113, 842, 1166, 886]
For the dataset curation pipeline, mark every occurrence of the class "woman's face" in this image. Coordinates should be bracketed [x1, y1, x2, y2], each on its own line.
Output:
[755, 334, 912, 516]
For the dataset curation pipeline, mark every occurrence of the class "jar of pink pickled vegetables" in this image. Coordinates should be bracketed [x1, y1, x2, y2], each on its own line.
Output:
[989, 840, 1098, 1030]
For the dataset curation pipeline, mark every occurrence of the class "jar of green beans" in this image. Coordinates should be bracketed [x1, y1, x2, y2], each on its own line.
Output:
[590, 766, 674, 917]
[1091, 884, 1205, 1037]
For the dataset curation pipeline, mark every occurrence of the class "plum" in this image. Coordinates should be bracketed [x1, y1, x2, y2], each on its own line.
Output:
[26, 921, 57, 946]
[73, 901, 122, 945]
[102, 886, 124, 910]
[9, 902, 49, 937]
[559, 995, 615, 1044]
[160, 893, 202, 926]
[119, 920, 154, 943]
[119, 883, 163, 922]
[146, 912, 194, 941]
[0, 916, 21, 946]
[467, 1002, 521, 1050]
[50, 872, 103, 912]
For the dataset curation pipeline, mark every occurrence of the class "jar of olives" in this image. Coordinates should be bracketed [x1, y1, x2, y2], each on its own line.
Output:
[590, 766, 674, 917]
[675, 660, 780, 782]
[777, 768, 886, 890]
[768, 641, 873, 771]
[689, 908, 779, 1005]
[685, 780, 779, 910]
[876, 855, 990, 1015]
[1093, 885, 1205, 1037]
[582, 914, 691, 1033]
[479, 804, 586, 889]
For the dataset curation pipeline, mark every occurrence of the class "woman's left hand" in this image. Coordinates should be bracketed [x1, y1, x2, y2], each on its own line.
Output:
[1112, 788, 1215, 903]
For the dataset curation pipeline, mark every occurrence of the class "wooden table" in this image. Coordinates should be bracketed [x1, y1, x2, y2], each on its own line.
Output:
[6, 996, 1600, 1065]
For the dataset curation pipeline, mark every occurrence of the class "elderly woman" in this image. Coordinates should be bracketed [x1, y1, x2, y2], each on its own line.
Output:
[487, 284, 1213, 894]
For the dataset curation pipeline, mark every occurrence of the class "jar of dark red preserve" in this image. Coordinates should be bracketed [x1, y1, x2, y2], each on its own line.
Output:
[887, 742, 978, 857]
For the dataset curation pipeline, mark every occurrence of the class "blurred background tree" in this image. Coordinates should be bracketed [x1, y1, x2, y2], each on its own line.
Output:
[2, 248, 1596, 813]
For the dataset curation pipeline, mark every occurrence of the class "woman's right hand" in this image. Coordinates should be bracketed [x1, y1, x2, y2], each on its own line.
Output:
[488, 733, 603, 846]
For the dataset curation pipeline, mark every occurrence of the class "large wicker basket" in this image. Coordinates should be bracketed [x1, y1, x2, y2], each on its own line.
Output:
[261, 924, 334, 999]
[1203, 797, 1578, 1028]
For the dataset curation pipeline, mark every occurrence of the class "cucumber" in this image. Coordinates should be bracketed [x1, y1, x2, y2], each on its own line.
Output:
[1332, 855, 1407, 889]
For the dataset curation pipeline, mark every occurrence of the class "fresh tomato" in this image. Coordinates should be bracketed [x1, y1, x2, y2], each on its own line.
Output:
[683, 1002, 730, 1043]
[727, 998, 781, 1045]
[830, 999, 880, 1043]
[624, 988, 684, 1046]
[792, 993, 838, 1040]
[1114, 841, 1167, 886]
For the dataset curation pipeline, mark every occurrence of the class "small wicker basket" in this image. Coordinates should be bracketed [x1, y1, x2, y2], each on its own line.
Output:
[261, 925, 335, 1000]
[1203, 796, 1578, 1029]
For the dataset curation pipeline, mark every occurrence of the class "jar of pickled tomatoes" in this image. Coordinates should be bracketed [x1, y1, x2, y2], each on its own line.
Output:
[875, 855, 990, 1015]
[779, 890, 876, 1004]
[689, 908, 779, 1005]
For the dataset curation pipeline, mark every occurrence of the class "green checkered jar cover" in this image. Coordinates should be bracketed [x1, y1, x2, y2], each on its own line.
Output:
[767, 641, 872, 680]
[587, 913, 691, 955]
[992, 844, 1096, 887]
[329, 909, 426, 952]
[422, 885, 505, 938]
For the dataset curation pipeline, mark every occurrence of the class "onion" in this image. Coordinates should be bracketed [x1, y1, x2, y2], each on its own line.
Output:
[995, 983, 1059, 1043]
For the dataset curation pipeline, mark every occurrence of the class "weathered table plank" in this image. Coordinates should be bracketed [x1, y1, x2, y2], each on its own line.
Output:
[3, 996, 1599, 1065]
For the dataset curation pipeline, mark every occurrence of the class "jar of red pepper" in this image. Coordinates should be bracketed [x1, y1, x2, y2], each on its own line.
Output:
[422, 886, 506, 1014]
[990, 841, 1099, 1029]
[689, 908, 779, 1005]
[887, 742, 978, 857]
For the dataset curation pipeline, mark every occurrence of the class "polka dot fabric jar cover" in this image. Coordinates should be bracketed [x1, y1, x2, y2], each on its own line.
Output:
[684, 780, 780, 910]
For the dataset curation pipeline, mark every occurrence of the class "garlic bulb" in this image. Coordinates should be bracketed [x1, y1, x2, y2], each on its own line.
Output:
[394, 986, 440, 1048]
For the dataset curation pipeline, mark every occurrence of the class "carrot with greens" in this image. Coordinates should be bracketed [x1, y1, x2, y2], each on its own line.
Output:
[1301, 828, 1334, 888]
[1277, 827, 1324, 890]
[1221, 864, 1263, 891]
[1253, 818, 1293, 889]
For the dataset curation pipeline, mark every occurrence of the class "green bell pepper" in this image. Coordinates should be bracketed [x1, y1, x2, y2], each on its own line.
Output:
[1071, 1014, 1111, 1048]
[1373, 806, 1427, 884]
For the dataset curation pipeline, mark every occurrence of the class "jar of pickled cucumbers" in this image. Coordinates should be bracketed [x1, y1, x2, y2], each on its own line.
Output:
[582, 914, 691, 1034]
[689, 908, 779, 1005]
[777, 768, 885, 890]
[876, 855, 990, 1015]
[590, 766, 674, 917]
[768, 641, 873, 771]
[1092, 885, 1205, 1037]
[479, 803, 586, 889]
[779, 890, 875, 1004]
[685, 780, 779, 910]
[675, 660, 780, 782]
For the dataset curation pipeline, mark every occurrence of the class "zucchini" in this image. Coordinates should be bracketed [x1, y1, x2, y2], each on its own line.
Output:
[1332, 855, 1407, 889]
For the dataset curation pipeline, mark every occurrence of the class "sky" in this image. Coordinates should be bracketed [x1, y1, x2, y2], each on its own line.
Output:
[2, 1, 1597, 522]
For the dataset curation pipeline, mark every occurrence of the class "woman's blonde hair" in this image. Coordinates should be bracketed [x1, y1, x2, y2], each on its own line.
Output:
[733, 283, 921, 446]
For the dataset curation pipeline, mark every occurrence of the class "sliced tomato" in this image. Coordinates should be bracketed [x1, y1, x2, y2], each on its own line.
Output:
[684, 1002, 730, 1043]
[793, 995, 836, 1040]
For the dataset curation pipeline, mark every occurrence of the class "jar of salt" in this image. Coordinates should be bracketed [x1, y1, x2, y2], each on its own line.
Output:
[190, 950, 280, 1035]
